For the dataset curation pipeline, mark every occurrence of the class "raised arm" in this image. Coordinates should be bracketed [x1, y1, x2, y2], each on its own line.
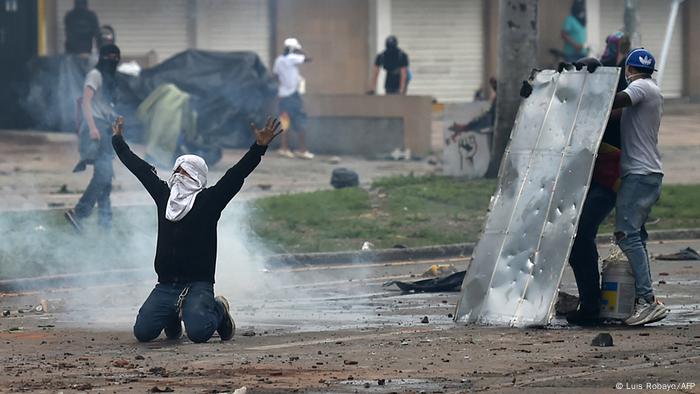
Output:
[209, 117, 284, 210]
[111, 117, 168, 202]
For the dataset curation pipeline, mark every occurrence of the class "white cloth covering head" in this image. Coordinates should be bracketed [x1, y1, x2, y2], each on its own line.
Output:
[166, 154, 208, 221]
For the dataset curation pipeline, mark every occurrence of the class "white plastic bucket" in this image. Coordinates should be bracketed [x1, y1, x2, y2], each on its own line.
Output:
[600, 259, 636, 320]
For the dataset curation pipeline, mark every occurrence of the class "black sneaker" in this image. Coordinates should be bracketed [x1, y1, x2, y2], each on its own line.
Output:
[566, 308, 601, 326]
[215, 296, 235, 341]
[64, 209, 84, 233]
[164, 318, 182, 340]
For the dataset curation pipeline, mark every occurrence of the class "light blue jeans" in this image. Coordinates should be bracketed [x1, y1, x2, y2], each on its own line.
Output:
[615, 173, 663, 302]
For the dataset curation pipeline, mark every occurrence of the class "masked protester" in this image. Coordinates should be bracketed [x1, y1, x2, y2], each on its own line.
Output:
[608, 48, 669, 326]
[368, 35, 410, 95]
[110, 116, 284, 343]
[561, 0, 588, 62]
[566, 34, 632, 327]
[65, 44, 121, 233]
[64, 0, 100, 56]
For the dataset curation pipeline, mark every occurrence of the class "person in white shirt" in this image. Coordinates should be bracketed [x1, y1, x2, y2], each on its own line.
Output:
[610, 48, 668, 326]
[272, 38, 314, 159]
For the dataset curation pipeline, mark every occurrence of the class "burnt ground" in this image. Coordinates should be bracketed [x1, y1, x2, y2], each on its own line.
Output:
[1, 239, 699, 394]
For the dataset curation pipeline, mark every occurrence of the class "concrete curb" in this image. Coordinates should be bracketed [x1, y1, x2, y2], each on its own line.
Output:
[1, 228, 698, 292]
[266, 228, 700, 268]
[264, 243, 475, 268]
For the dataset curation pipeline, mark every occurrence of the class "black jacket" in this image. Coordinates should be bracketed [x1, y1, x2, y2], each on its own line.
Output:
[113, 134, 267, 283]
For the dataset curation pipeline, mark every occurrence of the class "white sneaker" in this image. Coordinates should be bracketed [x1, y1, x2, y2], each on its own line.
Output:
[278, 149, 295, 159]
[625, 297, 669, 326]
[295, 150, 315, 160]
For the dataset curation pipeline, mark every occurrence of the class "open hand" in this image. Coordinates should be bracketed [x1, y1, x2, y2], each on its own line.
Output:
[112, 116, 124, 136]
[89, 126, 101, 140]
[251, 117, 284, 146]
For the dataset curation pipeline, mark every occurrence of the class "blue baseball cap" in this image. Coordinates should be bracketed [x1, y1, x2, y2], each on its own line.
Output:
[625, 48, 657, 72]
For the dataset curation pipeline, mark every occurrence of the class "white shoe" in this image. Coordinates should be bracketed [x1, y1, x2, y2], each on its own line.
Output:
[278, 149, 295, 159]
[625, 297, 669, 326]
[295, 150, 315, 160]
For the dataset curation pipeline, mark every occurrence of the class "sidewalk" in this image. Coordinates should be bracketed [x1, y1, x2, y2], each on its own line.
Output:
[0, 131, 436, 211]
[0, 107, 698, 211]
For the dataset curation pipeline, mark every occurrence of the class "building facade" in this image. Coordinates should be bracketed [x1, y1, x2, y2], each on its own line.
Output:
[41, 0, 698, 101]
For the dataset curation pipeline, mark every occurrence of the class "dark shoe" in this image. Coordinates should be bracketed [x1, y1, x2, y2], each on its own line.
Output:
[164, 319, 182, 340]
[215, 296, 235, 341]
[64, 209, 84, 233]
[566, 308, 601, 326]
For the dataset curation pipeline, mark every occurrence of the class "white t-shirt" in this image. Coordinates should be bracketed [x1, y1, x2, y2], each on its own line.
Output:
[84, 69, 117, 121]
[620, 78, 664, 176]
[273, 53, 305, 98]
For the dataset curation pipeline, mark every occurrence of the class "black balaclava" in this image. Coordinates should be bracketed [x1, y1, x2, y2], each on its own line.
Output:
[74, 0, 88, 10]
[384, 35, 400, 65]
[571, 0, 586, 26]
[385, 35, 398, 52]
[96, 44, 120, 102]
[97, 44, 120, 76]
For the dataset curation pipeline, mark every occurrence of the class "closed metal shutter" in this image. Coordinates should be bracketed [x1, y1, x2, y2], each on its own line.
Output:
[599, 0, 683, 97]
[391, 0, 483, 102]
[56, 0, 189, 63]
[196, 0, 271, 66]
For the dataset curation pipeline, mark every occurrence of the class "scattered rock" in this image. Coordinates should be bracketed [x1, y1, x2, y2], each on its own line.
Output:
[591, 333, 614, 347]
[343, 360, 358, 365]
[420, 316, 429, 324]
[134, 355, 145, 360]
[378, 378, 386, 386]
[148, 366, 167, 376]
[447, 313, 454, 319]
[70, 383, 93, 390]
[363, 382, 371, 388]
[659, 280, 667, 285]
[241, 330, 256, 337]
[555, 291, 580, 316]
[659, 272, 669, 276]
[112, 359, 130, 368]
[2, 310, 9, 317]
[150, 386, 174, 393]
[257, 184, 272, 191]
[327, 156, 342, 165]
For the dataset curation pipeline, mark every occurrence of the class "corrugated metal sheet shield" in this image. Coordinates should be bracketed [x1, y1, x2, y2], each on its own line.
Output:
[454, 67, 620, 327]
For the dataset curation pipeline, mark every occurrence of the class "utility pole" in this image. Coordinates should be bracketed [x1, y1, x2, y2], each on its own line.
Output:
[624, 0, 641, 48]
[486, 0, 538, 178]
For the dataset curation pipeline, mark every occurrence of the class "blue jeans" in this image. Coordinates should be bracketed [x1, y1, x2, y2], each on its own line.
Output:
[74, 121, 114, 228]
[615, 173, 663, 301]
[569, 182, 617, 311]
[133, 282, 225, 343]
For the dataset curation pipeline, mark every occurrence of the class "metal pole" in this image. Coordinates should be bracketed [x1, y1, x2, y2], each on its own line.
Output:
[657, 0, 684, 87]
[624, 0, 641, 48]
